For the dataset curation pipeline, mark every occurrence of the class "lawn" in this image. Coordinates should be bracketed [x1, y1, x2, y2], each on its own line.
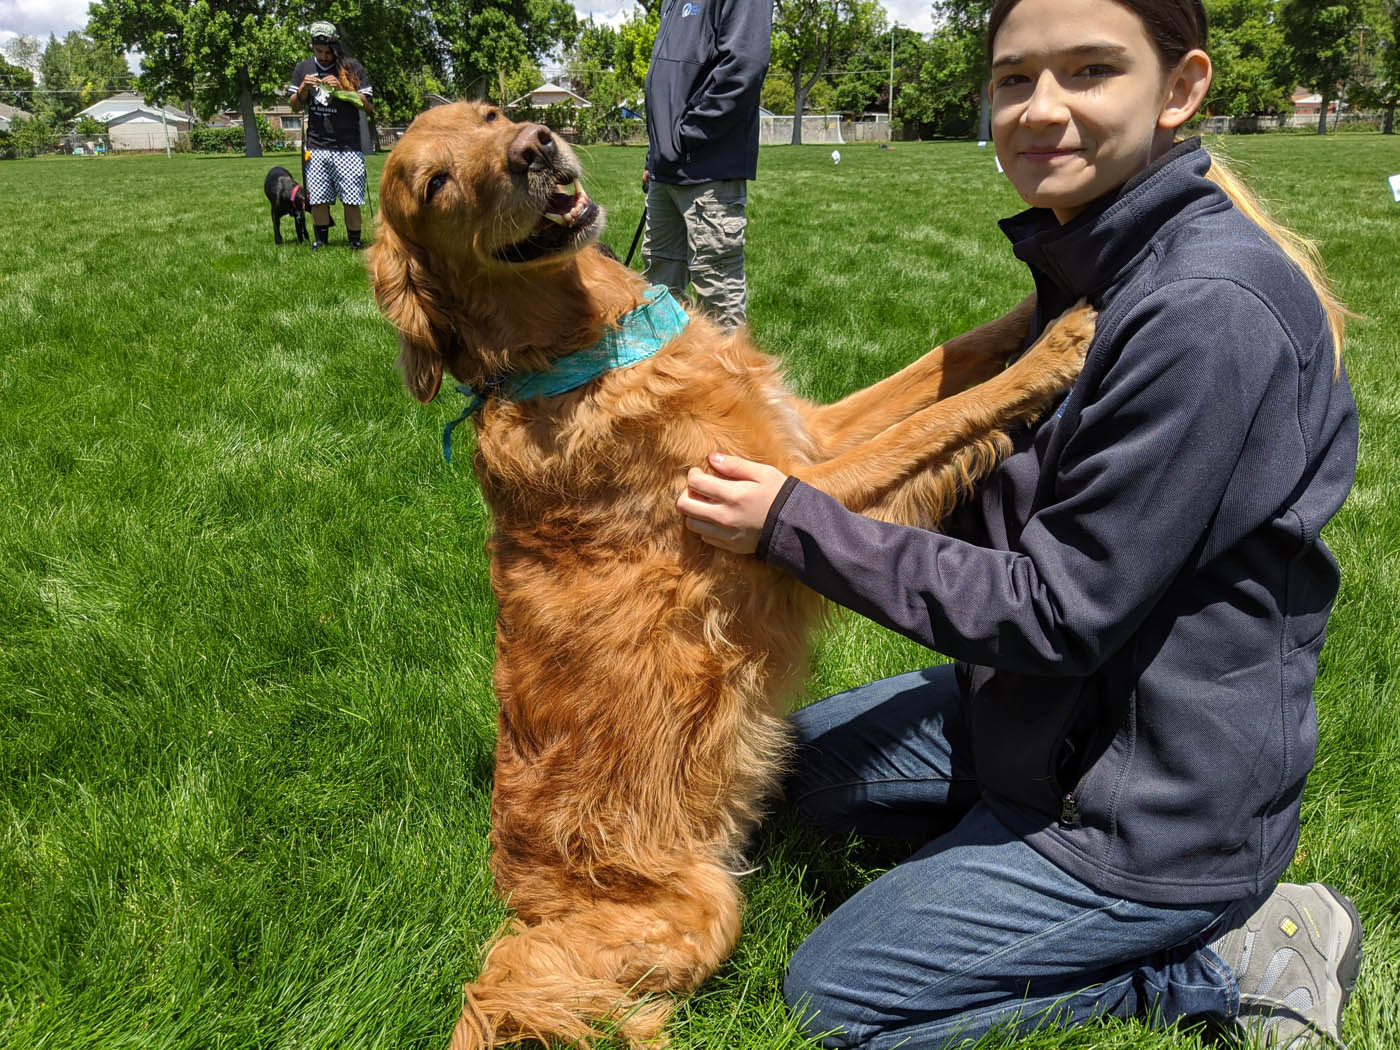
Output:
[1, 130, 1398, 1050]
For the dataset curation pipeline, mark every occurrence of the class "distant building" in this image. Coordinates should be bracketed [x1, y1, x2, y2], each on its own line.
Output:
[508, 82, 592, 109]
[0, 101, 34, 131]
[210, 103, 304, 145]
[1291, 88, 1340, 118]
[76, 93, 193, 151]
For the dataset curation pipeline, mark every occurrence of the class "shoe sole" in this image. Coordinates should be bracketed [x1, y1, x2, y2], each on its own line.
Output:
[1318, 882, 1363, 1035]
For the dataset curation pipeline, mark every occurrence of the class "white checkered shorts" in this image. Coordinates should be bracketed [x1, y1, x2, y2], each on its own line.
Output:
[305, 149, 367, 206]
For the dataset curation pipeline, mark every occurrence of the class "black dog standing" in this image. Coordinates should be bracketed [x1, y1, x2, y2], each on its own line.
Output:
[264, 166, 308, 245]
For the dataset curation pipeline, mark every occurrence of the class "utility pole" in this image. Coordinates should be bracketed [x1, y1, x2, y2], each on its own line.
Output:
[888, 24, 895, 137]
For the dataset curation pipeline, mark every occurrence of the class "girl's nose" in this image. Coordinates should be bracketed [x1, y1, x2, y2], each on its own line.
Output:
[1022, 70, 1070, 125]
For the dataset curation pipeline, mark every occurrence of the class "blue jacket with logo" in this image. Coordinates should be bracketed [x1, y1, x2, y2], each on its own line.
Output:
[644, 0, 772, 184]
[756, 141, 1359, 905]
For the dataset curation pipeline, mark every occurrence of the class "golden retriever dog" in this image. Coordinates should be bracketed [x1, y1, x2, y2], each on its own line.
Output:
[369, 102, 1094, 1049]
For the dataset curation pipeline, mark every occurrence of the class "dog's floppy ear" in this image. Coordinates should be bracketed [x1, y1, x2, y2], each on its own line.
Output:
[370, 222, 448, 404]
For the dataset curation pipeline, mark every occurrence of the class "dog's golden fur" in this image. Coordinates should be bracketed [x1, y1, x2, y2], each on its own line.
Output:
[369, 102, 1095, 1049]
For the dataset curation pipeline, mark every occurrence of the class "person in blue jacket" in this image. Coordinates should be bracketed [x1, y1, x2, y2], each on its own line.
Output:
[642, 0, 772, 328]
[676, 0, 1363, 1046]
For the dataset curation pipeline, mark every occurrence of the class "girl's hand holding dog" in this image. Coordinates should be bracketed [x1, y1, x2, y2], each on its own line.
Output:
[679, 453, 787, 554]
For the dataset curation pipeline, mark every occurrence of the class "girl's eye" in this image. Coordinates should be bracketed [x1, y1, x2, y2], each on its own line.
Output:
[997, 73, 1030, 88]
[425, 173, 449, 202]
[1079, 64, 1118, 78]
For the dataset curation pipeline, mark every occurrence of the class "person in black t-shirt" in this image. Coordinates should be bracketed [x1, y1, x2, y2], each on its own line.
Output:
[288, 20, 374, 249]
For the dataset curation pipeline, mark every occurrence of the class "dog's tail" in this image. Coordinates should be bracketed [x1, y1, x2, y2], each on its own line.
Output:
[447, 860, 741, 1049]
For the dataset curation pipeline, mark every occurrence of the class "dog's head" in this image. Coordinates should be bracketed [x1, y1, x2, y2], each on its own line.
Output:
[290, 184, 307, 212]
[371, 102, 613, 402]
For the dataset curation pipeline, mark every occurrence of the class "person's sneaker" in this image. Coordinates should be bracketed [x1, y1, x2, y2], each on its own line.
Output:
[1209, 882, 1362, 1048]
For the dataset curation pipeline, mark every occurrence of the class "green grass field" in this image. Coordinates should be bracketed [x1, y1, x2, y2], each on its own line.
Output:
[2, 131, 1398, 1049]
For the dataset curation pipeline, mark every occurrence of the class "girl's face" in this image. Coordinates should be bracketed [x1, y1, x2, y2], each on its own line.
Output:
[989, 0, 1209, 223]
[312, 42, 335, 65]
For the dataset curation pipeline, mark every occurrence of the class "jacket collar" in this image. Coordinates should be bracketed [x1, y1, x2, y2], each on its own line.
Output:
[998, 138, 1225, 303]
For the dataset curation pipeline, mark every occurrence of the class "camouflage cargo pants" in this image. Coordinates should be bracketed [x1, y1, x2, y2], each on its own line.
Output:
[642, 178, 748, 330]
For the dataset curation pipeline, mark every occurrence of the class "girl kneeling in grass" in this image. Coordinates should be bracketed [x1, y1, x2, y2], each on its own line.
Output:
[678, 0, 1361, 1045]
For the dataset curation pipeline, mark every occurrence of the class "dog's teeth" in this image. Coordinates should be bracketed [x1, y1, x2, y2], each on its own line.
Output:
[544, 213, 567, 225]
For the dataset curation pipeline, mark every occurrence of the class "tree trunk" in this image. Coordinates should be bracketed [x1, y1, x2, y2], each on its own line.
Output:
[790, 61, 827, 145]
[791, 67, 805, 144]
[1384, 100, 1395, 134]
[238, 67, 263, 158]
[1315, 90, 1330, 135]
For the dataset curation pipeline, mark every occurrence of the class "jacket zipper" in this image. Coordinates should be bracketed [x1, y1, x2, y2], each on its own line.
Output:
[1059, 792, 1079, 828]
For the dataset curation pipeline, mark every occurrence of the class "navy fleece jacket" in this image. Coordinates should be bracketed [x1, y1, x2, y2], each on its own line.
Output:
[756, 140, 1358, 904]
[644, 0, 772, 184]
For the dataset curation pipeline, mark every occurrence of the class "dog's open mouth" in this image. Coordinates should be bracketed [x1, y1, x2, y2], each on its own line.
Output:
[494, 178, 602, 264]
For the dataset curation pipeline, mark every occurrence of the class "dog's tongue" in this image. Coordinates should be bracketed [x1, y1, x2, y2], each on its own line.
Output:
[543, 180, 591, 227]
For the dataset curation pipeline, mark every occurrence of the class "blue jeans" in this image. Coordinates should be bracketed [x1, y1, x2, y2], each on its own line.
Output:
[782, 666, 1251, 1049]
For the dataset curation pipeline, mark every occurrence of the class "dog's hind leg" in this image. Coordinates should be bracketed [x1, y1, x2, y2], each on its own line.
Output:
[447, 861, 741, 1049]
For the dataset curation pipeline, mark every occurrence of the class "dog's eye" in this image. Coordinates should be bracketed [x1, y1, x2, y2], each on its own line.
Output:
[484, 109, 499, 123]
[425, 172, 449, 202]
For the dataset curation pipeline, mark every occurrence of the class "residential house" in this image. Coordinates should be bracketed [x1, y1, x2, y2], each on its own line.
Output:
[0, 101, 34, 131]
[76, 93, 193, 151]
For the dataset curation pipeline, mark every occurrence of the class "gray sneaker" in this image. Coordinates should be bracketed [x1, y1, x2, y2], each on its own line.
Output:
[1209, 882, 1362, 1048]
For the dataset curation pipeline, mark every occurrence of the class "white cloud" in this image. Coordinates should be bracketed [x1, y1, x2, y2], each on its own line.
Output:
[0, 0, 93, 42]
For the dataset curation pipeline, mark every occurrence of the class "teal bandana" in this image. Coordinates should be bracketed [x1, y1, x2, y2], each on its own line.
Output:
[441, 284, 690, 462]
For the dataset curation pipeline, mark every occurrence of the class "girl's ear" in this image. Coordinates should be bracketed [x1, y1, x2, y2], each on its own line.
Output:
[369, 222, 446, 403]
[1159, 49, 1213, 133]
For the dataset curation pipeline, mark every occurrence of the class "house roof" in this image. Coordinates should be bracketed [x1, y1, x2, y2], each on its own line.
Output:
[508, 82, 592, 108]
[77, 92, 193, 125]
[0, 101, 33, 121]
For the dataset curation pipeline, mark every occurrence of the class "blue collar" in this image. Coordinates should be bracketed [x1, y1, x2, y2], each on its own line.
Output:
[441, 284, 690, 462]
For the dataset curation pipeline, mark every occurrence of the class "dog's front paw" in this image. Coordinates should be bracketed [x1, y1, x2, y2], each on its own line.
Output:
[1034, 299, 1097, 382]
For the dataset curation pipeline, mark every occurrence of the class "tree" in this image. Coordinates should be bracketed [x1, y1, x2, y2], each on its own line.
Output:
[616, 4, 660, 92]
[429, 0, 579, 99]
[1203, 0, 1292, 116]
[772, 0, 881, 141]
[830, 25, 926, 121]
[89, 0, 304, 158]
[35, 32, 130, 123]
[897, 0, 992, 138]
[0, 58, 36, 111]
[1278, 0, 1366, 133]
[1344, 0, 1400, 131]
[1, 34, 43, 75]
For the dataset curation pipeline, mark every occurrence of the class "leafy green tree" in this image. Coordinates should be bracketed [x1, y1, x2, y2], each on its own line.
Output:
[898, 1, 991, 138]
[35, 32, 130, 123]
[6, 114, 60, 155]
[0, 58, 36, 111]
[830, 25, 926, 120]
[772, 0, 881, 141]
[616, 5, 660, 91]
[1343, 0, 1399, 131]
[89, 0, 304, 158]
[1203, 0, 1292, 115]
[1278, 0, 1366, 133]
[430, 0, 579, 99]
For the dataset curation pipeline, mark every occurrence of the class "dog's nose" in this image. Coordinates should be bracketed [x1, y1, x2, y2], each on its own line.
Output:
[507, 124, 558, 174]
